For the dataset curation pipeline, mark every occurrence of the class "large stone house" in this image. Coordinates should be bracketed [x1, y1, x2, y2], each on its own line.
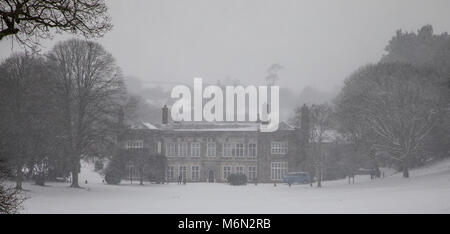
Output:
[119, 106, 305, 183]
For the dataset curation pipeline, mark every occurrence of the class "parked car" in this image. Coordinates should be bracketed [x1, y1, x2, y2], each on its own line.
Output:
[283, 172, 311, 185]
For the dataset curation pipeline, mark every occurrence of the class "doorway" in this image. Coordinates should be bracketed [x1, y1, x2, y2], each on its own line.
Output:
[208, 170, 215, 183]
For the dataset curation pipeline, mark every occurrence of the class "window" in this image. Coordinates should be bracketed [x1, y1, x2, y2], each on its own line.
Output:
[178, 142, 188, 157]
[248, 166, 257, 181]
[271, 141, 288, 154]
[167, 166, 175, 180]
[191, 166, 200, 181]
[235, 166, 244, 175]
[179, 166, 187, 180]
[191, 142, 201, 157]
[223, 143, 233, 157]
[207, 139, 216, 157]
[271, 162, 288, 180]
[166, 143, 176, 156]
[235, 143, 244, 157]
[248, 143, 257, 158]
[126, 140, 143, 149]
[223, 166, 232, 180]
[157, 142, 162, 154]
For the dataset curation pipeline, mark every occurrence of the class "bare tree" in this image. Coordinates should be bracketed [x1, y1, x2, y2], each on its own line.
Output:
[265, 63, 283, 86]
[309, 103, 333, 187]
[0, 0, 111, 46]
[47, 38, 124, 188]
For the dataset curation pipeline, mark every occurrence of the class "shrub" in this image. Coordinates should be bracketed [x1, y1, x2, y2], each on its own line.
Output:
[0, 183, 25, 214]
[34, 174, 46, 186]
[104, 168, 122, 185]
[94, 160, 104, 171]
[227, 173, 247, 185]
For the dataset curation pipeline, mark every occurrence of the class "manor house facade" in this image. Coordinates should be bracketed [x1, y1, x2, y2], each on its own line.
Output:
[119, 106, 303, 183]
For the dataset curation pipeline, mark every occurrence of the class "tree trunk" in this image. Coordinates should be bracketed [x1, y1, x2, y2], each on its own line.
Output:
[317, 166, 322, 187]
[402, 164, 409, 178]
[71, 170, 80, 187]
[70, 158, 81, 187]
[15, 167, 23, 190]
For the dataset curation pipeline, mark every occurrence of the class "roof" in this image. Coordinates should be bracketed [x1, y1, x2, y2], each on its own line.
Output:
[312, 129, 348, 143]
[131, 121, 295, 132]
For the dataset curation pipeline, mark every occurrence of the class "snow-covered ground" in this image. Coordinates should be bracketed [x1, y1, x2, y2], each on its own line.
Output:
[18, 159, 450, 213]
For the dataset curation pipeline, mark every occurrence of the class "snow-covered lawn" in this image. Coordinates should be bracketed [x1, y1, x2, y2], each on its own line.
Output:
[18, 159, 450, 213]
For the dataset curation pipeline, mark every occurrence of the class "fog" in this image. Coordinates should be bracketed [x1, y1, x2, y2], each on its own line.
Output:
[2, 1, 450, 216]
[2, 0, 450, 93]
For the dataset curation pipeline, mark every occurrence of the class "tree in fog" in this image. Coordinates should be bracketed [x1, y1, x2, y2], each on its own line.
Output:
[0, 53, 59, 189]
[308, 103, 333, 187]
[47, 39, 124, 188]
[265, 63, 283, 85]
[335, 75, 378, 178]
[0, 0, 111, 46]
[337, 63, 446, 177]
[382, 25, 450, 160]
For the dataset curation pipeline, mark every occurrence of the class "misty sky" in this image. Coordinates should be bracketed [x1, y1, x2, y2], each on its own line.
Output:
[2, 0, 450, 93]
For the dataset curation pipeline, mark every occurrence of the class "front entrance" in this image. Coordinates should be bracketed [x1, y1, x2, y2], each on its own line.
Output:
[208, 170, 215, 183]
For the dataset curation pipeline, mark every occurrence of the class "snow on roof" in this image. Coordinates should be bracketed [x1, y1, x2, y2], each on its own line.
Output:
[142, 121, 296, 132]
[141, 122, 158, 130]
[312, 129, 347, 143]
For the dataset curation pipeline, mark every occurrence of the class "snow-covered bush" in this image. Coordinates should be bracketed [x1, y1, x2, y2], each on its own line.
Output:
[227, 173, 247, 185]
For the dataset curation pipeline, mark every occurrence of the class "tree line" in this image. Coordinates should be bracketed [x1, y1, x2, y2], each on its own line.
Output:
[0, 38, 147, 190]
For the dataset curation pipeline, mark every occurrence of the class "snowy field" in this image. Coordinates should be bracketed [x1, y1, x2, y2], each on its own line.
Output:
[17, 159, 450, 213]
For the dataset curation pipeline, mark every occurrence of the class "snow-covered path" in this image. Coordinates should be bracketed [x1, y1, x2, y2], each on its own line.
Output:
[20, 160, 450, 213]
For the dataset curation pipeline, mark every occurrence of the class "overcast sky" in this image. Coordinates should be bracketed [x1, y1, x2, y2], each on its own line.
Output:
[2, 0, 450, 92]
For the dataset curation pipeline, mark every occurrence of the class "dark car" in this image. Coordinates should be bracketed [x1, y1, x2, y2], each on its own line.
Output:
[283, 172, 311, 185]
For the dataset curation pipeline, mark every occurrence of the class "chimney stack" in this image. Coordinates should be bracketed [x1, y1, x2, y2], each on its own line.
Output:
[162, 105, 169, 124]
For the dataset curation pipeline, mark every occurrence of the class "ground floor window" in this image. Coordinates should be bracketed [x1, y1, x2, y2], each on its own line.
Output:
[235, 166, 244, 175]
[248, 166, 257, 181]
[223, 166, 232, 180]
[179, 166, 187, 180]
[167, 166, 175, 180]
[271, 162, 288, 180]
[191, 166, 200, 181]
